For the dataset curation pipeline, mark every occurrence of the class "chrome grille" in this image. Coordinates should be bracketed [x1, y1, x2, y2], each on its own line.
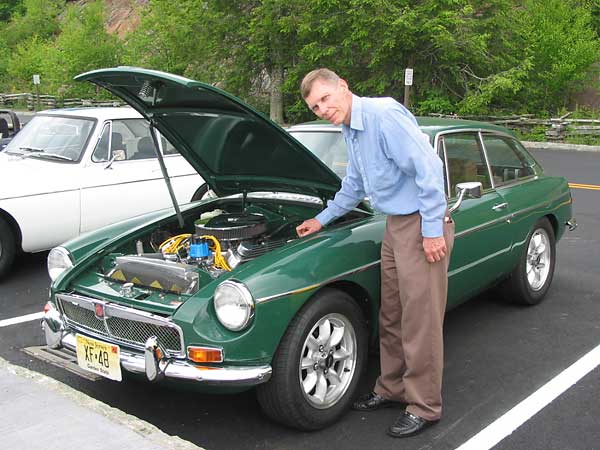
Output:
[106, 316, 181, 353]
[60, 300, 106, 334]
[57, 293, 184, 356]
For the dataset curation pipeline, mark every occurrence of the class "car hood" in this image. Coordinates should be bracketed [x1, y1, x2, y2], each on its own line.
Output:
[0, 152, 78, 199]
[75, 67, 342, 200]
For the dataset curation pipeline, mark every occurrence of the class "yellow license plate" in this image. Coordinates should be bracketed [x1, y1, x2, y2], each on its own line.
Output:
[76, 334, 122, 381]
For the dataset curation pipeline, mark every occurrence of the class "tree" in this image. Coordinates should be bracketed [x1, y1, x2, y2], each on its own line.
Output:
[460, 0, 599, 113]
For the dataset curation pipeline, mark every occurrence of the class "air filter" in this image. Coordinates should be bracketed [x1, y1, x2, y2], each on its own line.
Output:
[195, 213, 267, 241]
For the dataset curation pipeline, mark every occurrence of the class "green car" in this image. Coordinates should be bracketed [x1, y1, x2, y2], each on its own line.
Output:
[42, 67, 575, 431]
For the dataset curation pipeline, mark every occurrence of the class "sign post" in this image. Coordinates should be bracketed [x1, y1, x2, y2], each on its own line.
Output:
[33, 74, 40, 111]
[404, 68, 413, 109]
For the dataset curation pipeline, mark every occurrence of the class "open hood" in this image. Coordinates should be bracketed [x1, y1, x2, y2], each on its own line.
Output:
[75, 67, 341, 200]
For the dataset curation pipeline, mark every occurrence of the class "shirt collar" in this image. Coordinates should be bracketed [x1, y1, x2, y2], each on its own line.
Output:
[345, 94, 364, 132]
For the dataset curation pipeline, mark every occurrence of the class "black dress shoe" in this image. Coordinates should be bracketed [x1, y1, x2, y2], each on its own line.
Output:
[352, 392, 398, 411]
[386, 411, 438, 438]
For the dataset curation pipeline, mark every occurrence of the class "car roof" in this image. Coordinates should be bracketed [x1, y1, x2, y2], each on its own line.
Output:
[38, 106, 143, 121]
[288, 117, 516, 139]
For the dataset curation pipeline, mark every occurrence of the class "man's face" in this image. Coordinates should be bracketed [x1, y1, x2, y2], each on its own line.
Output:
[304, 78, 351, 126]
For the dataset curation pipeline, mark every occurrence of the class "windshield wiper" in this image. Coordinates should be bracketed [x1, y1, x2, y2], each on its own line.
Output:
[28, 152, 73, 161]
[19, 146, 45, 153]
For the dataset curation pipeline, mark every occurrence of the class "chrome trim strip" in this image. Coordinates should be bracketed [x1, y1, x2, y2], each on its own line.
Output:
[59, 332, 271, 386]
[455, 214, 512, 238]
[477, 131, 496, 189]
[57, 293, 185, 357]
[255, 260, 381, 304]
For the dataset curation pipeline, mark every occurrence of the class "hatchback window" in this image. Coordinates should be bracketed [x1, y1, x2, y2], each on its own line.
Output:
[4, 115, 94, 162]
[483, 135, 535, 186]
[441, 133, 492, 197]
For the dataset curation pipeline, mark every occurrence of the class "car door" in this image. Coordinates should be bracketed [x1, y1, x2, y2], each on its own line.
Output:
[479, 133, 542, 259]
[79, 119, 198, 233]
[439, 131, 514, 307]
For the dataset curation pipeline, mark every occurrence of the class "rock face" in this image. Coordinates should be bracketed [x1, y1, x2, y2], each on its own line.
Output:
[104, 0, 148, 38]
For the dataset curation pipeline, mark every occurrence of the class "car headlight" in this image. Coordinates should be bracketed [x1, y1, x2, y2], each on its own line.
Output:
[213, 280, 254, 331]
[47, 247, 74, 281]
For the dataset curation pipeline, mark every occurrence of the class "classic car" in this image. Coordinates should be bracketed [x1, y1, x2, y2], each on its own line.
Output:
[0, 107, 206, 277]
[0, 109, 22, 150]
[42, 67, 575, 431]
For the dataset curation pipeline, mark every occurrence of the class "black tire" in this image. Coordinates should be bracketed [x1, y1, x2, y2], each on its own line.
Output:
[190, 183, 210, 202]
[0, 218, 17, 279]
[256, 288, 367, 430]
[502, 217, 556, 305]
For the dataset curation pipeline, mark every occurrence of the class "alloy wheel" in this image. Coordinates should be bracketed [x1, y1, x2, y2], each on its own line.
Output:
[298, 313, 357, 409]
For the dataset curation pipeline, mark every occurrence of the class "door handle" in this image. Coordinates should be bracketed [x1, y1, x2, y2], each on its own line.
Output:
[492, 202, 508, 211]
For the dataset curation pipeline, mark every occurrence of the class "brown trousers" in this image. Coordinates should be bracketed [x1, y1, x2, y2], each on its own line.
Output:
[374, 212, 454, 421]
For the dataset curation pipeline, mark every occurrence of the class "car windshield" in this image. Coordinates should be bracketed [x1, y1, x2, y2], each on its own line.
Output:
[4, 115, 95, 162]
[288, 130, 348, 179]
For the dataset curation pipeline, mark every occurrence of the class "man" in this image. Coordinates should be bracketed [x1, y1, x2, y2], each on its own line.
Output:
[296, 68, 454, 438]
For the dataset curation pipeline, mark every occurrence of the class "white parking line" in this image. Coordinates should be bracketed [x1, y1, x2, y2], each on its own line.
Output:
[456, 343, 600, 450]
[0, 312, 44, 328]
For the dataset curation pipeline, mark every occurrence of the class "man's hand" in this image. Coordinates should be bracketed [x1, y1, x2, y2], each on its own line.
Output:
[296, 218, 323, 237]
[423, 236, 447, 263]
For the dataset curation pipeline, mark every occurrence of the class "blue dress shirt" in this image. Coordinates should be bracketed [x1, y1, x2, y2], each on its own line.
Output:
[315, 95, 447, 237]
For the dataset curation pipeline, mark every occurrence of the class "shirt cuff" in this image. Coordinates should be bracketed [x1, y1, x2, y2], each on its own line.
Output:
[421, 219, 444, 238]
[315, 209, 336, 227]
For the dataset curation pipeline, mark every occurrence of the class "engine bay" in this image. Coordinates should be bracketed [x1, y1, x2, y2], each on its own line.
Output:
[100, 196, 368, 296]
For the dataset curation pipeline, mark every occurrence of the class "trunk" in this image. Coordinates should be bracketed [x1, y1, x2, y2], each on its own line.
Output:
[269, 65, 284, 124]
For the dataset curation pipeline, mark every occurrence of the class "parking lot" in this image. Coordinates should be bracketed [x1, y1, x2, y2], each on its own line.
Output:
[1, 148, 599, 450]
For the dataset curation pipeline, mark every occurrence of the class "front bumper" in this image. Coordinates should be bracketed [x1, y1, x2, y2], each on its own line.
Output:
[42, 303, 271, 386]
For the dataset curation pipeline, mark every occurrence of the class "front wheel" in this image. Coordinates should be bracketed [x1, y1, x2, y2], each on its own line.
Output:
[257, 288, 367, 430]
[0, 218, 17, 278]
[503, 217, 556, 305]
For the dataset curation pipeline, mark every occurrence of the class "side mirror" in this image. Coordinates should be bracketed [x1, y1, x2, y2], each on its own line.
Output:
[449, 182, 482, 213]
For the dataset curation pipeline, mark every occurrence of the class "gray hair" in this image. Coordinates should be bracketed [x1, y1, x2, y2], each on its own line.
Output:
[300, 68, 340, 99]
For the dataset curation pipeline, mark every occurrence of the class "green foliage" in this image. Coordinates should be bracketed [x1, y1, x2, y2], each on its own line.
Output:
[0, 0, 23, 22]
[0, 0, 598, 123]
[2, 0, 63, 48]
[459, 0, 600, 114]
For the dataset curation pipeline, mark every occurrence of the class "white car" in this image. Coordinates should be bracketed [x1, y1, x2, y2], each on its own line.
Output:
[0, 107, 205, 277]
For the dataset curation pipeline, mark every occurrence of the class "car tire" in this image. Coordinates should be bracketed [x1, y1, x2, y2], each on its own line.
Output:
[191, 183, 210, 202]
[0, 218, 17, 278]
[256, 288, 367, 430]
[503, 217, 556, 305]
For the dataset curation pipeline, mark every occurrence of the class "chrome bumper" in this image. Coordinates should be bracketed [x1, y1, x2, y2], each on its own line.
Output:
[566, 218, 577, 231]
[42, 303, 271, 386]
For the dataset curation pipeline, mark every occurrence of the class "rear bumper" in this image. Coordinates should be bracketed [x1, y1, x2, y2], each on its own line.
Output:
[42, 303, 271, 386]
[566, 218, 577, 231]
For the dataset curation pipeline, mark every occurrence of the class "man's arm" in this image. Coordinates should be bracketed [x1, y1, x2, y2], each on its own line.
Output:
[296, 149, 366, 237]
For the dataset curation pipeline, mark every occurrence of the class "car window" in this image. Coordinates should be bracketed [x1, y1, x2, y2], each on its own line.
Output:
[482, 134, 535, 186]
[4, 115, 94, 162]
[92, 119, 165, 162]
[441, 132, 492, 197]
[288, 130, 348, 179]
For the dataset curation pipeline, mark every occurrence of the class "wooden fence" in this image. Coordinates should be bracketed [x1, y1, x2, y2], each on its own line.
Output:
[0, 92, 124, 110]
[428, 113, 600, 141]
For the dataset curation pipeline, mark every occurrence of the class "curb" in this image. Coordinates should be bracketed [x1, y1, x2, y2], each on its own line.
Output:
[522, 141, 600, 152]
[0, 357, 205, 450]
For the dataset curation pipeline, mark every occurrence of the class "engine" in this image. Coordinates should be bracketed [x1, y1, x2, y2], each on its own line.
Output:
[105, 209, 297, 295]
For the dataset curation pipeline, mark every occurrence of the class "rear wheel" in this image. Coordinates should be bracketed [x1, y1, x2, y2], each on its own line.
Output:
[0, 218, 17, 278]
[503, 217, 555, 305]
[256, 288, 367, 430]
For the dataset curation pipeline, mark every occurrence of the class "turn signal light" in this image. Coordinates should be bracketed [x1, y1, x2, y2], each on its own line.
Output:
[188, 346, 223, 363]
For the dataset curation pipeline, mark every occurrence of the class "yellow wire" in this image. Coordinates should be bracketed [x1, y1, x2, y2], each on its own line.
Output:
[159, 233, 192, 254]
[200, 235, 232, 271]
[159, 233, 231, 272]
